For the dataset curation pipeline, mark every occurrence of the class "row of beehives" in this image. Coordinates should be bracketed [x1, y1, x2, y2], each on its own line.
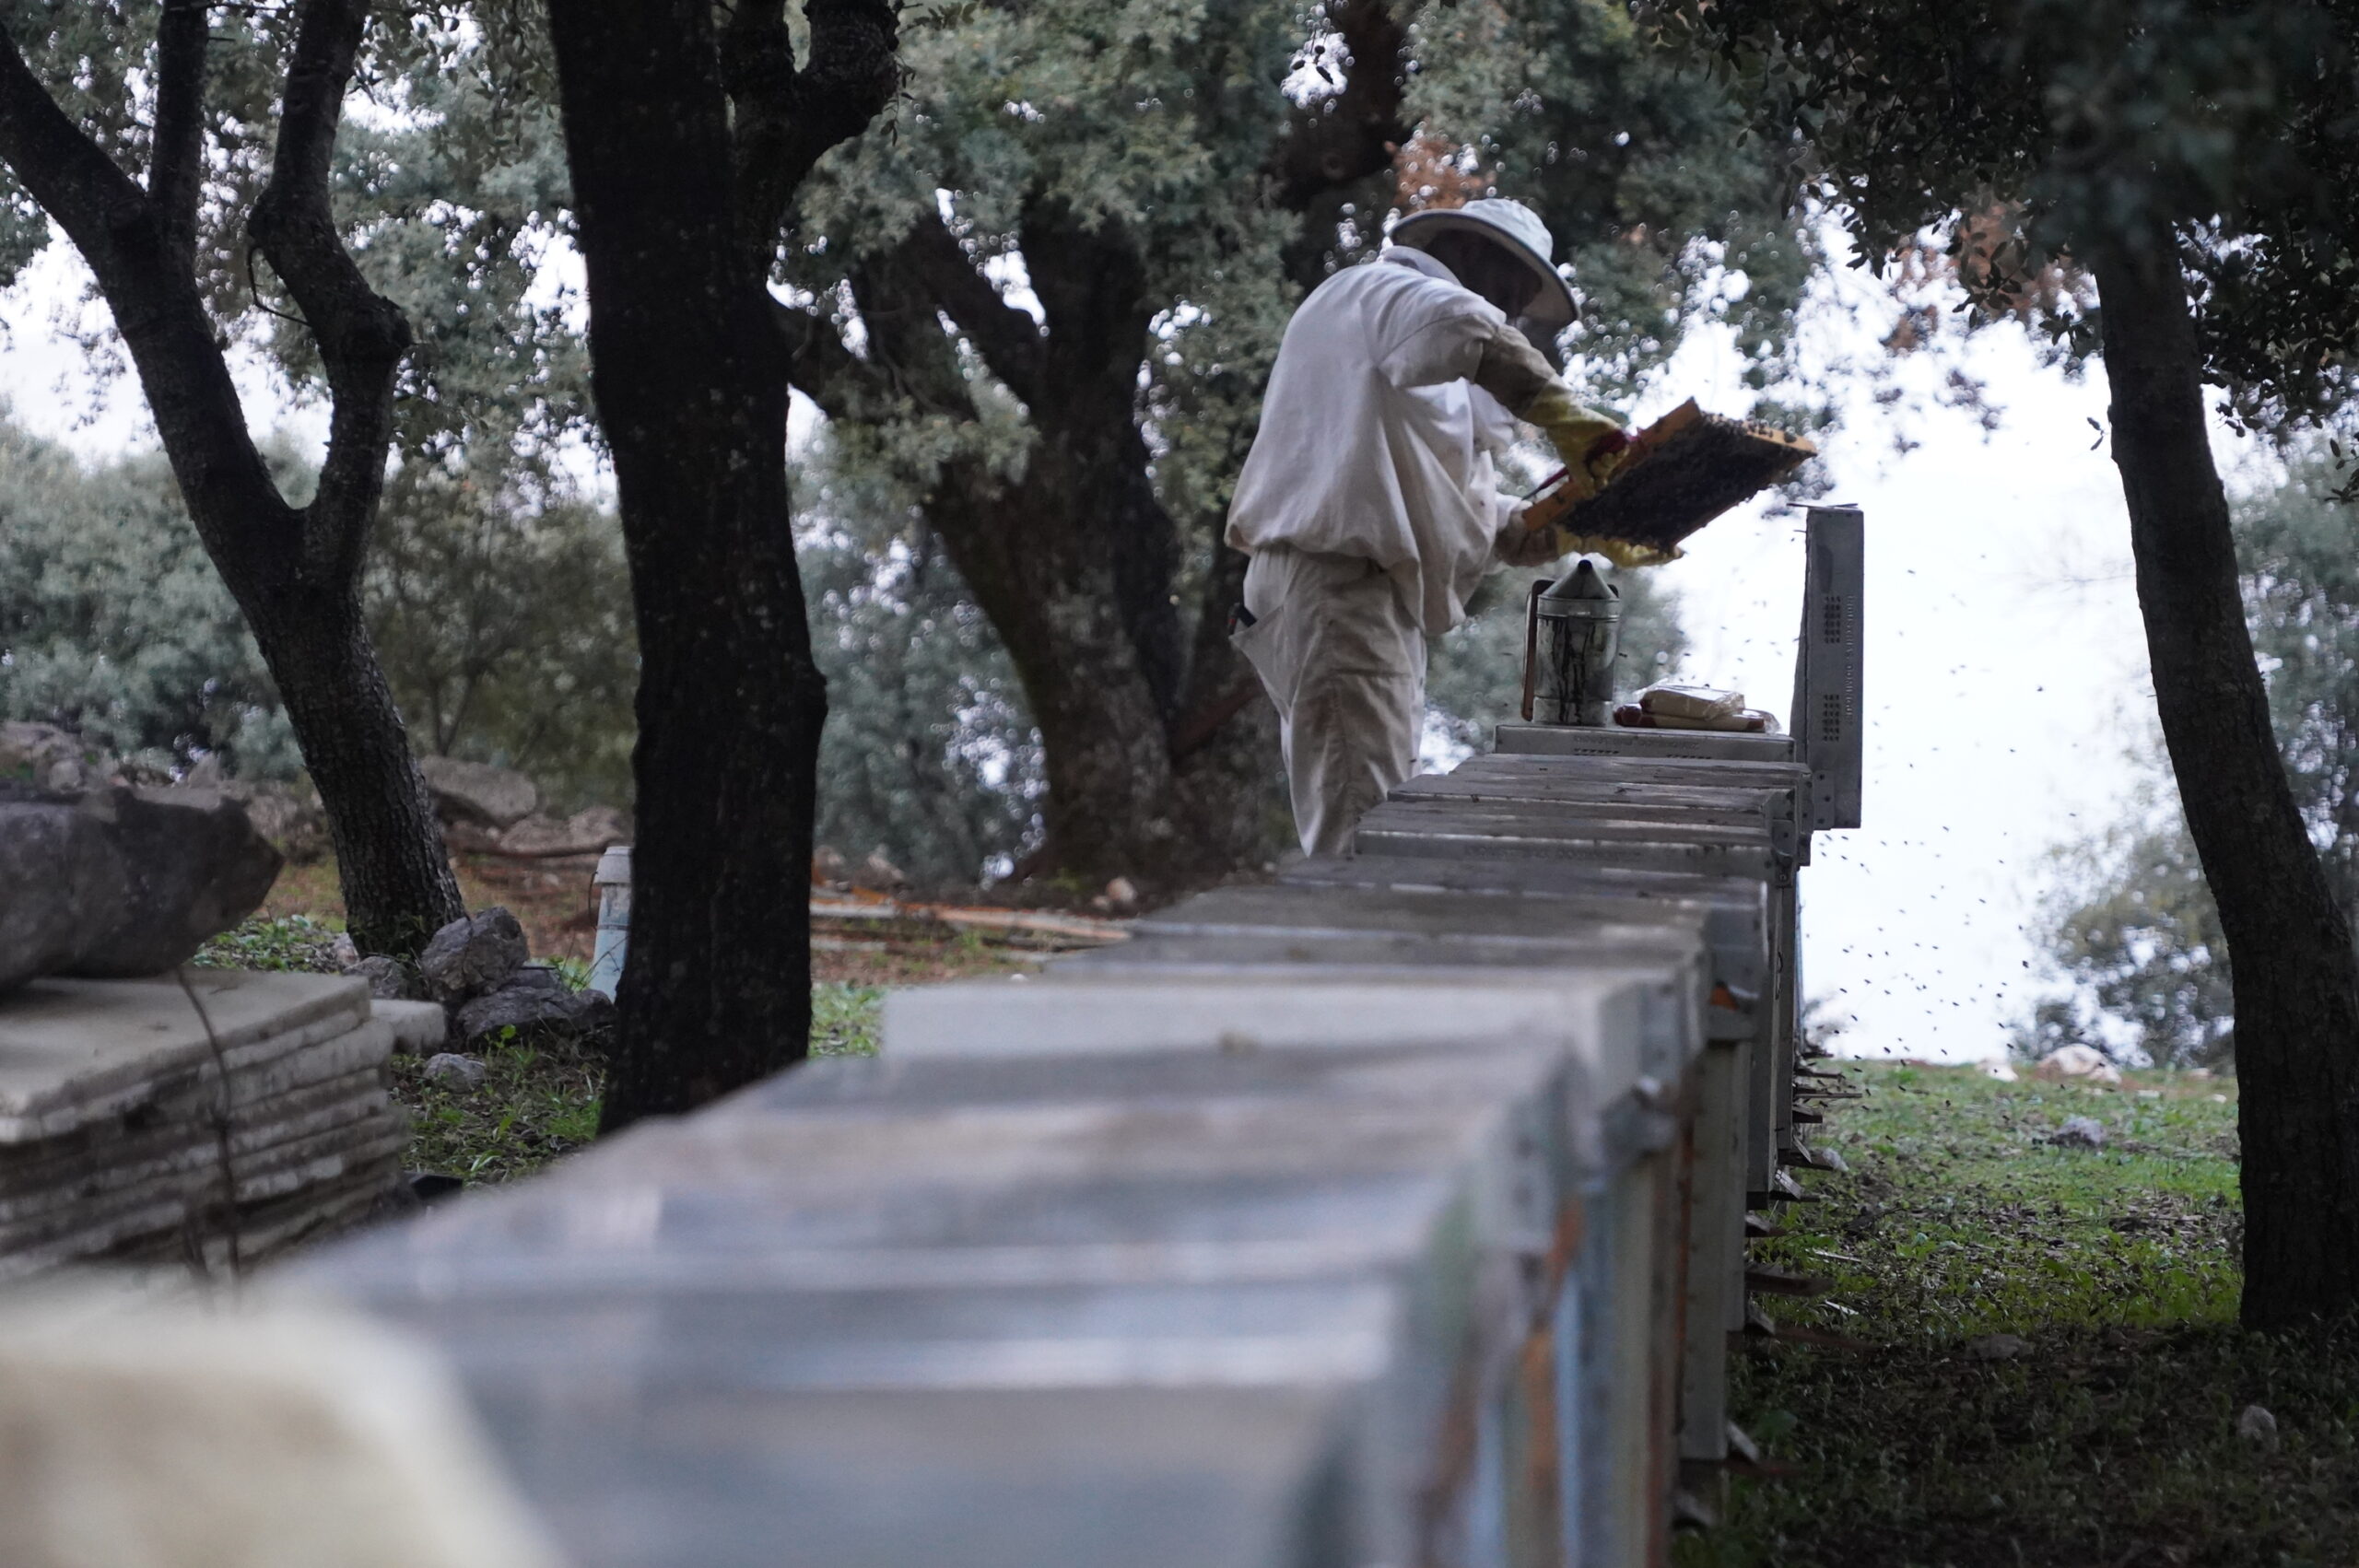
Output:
[288, 718, 1835, 1568]
[0, 971, 442, 1278]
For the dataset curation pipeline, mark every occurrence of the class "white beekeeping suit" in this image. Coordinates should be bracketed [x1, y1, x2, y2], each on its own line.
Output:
[1227, 198, 1625, 855]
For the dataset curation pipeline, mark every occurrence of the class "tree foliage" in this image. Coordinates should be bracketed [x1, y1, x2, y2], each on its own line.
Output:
[1646, 0, 2359, 426]
[0, 415, 295, 776]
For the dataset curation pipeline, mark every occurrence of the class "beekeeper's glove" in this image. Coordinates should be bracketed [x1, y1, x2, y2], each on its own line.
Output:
[1471, 322, 1631, 496]
[1525, 383, 1631, 496]
[1497, 507, 1567, 568]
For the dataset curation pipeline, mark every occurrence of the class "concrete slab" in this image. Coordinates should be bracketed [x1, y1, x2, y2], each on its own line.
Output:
[374, 999, 449, 1056]
[0, 1069, 392, 1218]
[0, 972, 370, 1140]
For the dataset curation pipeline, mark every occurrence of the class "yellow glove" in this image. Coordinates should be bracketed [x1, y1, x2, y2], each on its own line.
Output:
[1497, 507, 1567, 568]
[1524, 382, 1630, 494]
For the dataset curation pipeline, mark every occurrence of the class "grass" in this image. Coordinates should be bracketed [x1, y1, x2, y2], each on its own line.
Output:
[192, 910, 346, 972]
[1681, 1062, 2359, 1568]
[393, 1032, 608, 1184]
[393, 982, 886, 1184]
[197, 914, 889, 1185]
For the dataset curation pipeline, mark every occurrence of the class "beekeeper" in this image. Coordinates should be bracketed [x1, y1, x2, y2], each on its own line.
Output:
[1226, 197, 1628, 855]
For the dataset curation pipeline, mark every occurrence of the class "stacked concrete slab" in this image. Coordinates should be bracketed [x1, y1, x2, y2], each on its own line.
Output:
[0, 969, 420, 1275]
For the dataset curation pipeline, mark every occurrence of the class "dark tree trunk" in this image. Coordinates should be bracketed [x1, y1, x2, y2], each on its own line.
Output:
[252, 597, 463, 954]
[834, 217, 1273, 888]
[543, 0, 895, 1132]
[2095, 236, 2359, 1328]
[0, 2, 463, 959]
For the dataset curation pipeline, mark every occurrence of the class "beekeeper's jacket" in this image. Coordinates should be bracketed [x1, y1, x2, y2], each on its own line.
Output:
[1226, 246, 1564, 637]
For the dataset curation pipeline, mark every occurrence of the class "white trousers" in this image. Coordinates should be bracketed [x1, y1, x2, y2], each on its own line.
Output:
[1234, 545, 1426, 856]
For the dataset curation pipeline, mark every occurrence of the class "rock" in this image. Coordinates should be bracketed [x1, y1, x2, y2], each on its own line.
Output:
[1978, 1056, 2020, 1082]
[375, 999, 452, 1057]
[491, 807, 631, 858]
[1103, 876, 1141, 911]
[1966, 1332, 2027, 1362]
[454, 976, 616, 1050]
[420, 1052, 487, 1091]
[0, 783, 284, 993]
[852, 848, 908, 893]
[417, 908, 528, 1003]
[0, 721, 112, 792]
[812, 845, 850, 886]
[417, 756, 538, 830]
[2049, 1115, 2108, 1150]
[343, 954, 420, 1002]
[331, 932, 361, 969]
[2236, 1403, 2280, 1449]
[2031, 1044, 2122, 1087]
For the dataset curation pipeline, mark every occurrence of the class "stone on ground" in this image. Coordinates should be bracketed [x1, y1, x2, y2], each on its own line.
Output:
[421, 1053, 487, 1092]
[2049, 1115, 2108, 1150]
[344, 954, 420, 1002]
[417, 756, 537, 830]
[417, 909, 527, 1004]
[0, 721, 111, 792]
[453, 975, 615, 1050]
[2031, 1044, 2122, 1087]
[0, 784, 282, 993]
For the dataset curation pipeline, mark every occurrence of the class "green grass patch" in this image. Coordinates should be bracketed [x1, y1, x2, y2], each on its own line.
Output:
[1681, 1062, 2359, 1568]
[191, 912, 346, 973]
[391, 1033, 606, 1185]
[389, 983, 886, 1185]
[812, 981, 883, 1057]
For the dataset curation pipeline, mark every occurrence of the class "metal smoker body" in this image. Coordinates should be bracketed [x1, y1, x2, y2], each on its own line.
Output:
[1523, 557, 1621, 726]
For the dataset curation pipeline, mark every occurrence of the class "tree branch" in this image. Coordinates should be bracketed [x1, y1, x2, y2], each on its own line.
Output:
[247, 0, 410, 583]
[847, 247, 987, 424]
[897, 212, 1047, 407]
[772, 295, 897, 421]
[0, 26, 150, 247]
[725, 0, 900, 268]
[0, 20, 290, 553]
[150, 0, 208, 269]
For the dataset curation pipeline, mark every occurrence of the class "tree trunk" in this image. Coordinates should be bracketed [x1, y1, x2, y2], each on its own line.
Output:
[544, 0, 829, 1132]
[2095, 236, 2359, 1328]
[244, 586, 463, 954]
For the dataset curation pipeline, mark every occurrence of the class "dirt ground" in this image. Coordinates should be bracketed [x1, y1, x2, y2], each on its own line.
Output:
[264, 852, 1065, 986]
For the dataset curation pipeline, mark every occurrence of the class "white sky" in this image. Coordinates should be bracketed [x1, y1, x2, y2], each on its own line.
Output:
[2, 226, 2250, 1067]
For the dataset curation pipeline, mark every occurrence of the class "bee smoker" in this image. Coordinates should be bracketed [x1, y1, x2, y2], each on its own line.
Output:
[1520, 557, 1622, 726]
